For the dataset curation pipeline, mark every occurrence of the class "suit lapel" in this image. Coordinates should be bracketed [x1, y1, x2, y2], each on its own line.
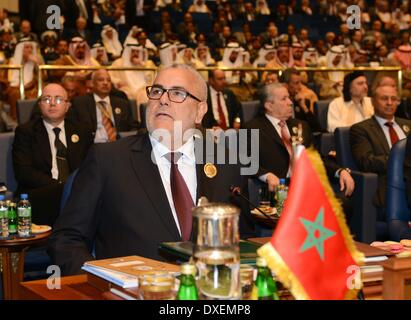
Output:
[195, 138, 215, 203]
[396, 117, 411, 137]
[109, 96, 122, 130]
[259, 116, 287, 151]
[130, 133, 181, 239]
[90, 95, 98, 131]
[64, 121, 81, 170]
[370, 117, 390, 154]
[35, 120, 52, 170]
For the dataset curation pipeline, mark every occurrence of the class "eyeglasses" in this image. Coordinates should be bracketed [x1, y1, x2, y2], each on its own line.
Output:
[40, 96, 68, 105]
[146, 86, 201, 103]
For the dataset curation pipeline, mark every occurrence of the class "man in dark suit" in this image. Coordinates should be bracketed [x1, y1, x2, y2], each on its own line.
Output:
[70, 69, 137, 143]
[48, 64, 256, 275]
[12, 83, 93, 226]
[351, 84, 411, 214]
[244, 83, 355, 199]
[202, 69, 243, 130]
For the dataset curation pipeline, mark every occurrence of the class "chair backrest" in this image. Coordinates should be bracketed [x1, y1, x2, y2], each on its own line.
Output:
[139, 103, 147, 129]
[241, 100, 260, 123]
[0, 132, 17, 192]
[60, 169, 78, 211]
[335, 127, 359, 170]
[314, 99, 331, 132]
[386, 139, 411, 221]
[129, 99, 138, 122]
[16, 99, 37, 125]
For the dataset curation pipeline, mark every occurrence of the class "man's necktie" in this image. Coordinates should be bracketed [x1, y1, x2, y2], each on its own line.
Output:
[278, 120, 293, 156]
[53, 127, 70, 183]
[168, 152, 194, 241]
[216, 92, 228, 130]
[98, 101, 117, 142]
[385, 121, 399, 146]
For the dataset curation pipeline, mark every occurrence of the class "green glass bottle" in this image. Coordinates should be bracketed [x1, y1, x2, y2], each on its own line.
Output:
[251, 257, 279, 300]
[177, 263, 199, 300]
[8, 202, 17, 235]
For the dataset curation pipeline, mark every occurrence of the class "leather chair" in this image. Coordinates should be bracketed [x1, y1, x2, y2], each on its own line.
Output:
[314, 99, 332, 132]
[241, 100, 260, 123]
[16, 99, 37, 125]
[334, 127, 380, 243]
[386, 139, 411, 241]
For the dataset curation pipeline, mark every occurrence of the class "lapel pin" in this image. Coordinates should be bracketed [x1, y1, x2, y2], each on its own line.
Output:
[114, 107, 122, 115]
[403, 125, 410, 133]
[292, 127, 298, 134]
[71, 134, 79, 143]
[204, 163, 217, 178]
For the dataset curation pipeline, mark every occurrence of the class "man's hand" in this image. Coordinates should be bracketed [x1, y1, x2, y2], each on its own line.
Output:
[266, 172, 280, 192]
[295, 92, 309, 113]
[339, 169, 355, 197]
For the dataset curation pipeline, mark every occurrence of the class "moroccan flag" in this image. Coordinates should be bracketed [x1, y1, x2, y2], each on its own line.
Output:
[258, 147, 364, 300]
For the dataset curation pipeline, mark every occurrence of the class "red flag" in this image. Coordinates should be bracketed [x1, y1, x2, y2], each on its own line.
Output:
[258, 147, 364, 300]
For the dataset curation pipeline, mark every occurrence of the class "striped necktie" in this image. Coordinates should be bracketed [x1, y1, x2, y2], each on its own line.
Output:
[97, 101, 117, 142]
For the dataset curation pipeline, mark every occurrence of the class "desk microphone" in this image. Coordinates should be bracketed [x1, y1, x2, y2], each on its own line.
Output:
[229, 185, 277, 221]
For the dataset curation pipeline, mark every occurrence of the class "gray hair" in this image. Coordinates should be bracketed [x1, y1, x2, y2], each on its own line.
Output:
[157, 63, 208, 102]
[258, 82, 287, 114]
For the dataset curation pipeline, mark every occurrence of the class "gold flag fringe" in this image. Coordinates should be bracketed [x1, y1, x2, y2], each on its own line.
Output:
[258, 148, 365, 300]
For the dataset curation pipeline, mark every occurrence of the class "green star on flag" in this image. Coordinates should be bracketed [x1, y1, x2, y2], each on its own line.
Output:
[299, 207, 336, 260]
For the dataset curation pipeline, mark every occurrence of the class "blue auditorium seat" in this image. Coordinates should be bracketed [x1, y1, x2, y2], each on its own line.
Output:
[241, 100, 260, 123]
[334, 127, 380, 243]
[386, 139, 411, 241]
[16, 99, 37, 125]
[314, 99, 332, 132]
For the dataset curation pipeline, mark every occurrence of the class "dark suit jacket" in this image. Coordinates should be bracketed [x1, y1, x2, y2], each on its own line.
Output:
[243, 115, 313, 179]
[12, 118, 93, 225]
[70, 93, 137, 137]
[48, 132, 256, 275]
[202, 87, 243, 129]
[13, 118, 93, 192]
[350, 116, 411, 208]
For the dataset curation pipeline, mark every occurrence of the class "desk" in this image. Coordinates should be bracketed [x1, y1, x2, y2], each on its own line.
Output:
[0, 231, 51, 300]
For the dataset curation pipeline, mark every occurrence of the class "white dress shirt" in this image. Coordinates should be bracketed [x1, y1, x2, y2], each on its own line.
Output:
[43, 120, 67, 180]
[94, 94, 116, 143]
[209, 86, 229, 127]
[149, 135, 197, 236]
[327, 96, 374, 133]
[374, 115, 406, 149]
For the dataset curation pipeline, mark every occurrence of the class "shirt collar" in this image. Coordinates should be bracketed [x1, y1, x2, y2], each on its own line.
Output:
[43, 119, 65, 132]
[149, 134, 196, 163]
[265, 113, 283, 127]
[93, 93, 110, 104]
[374, 115, 396, 127]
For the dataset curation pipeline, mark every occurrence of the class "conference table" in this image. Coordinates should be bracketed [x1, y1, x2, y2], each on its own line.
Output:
[18, 237, 411, 300]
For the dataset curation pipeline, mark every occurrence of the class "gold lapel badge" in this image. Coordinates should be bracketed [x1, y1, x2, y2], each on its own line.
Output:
[114, 107, 122, 115]
[403, 125, 410, 133]
[71, 134, 80, 143]
[204, 163, 217, 178]
[292, 126, 298, 134]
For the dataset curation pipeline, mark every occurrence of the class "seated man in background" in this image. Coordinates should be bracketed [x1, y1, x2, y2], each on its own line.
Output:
[70, 69, 138, 143]
[244, 83, 355, 219]
[280, 68, 322, 133]
[12, 83, 93, 226]
[351, 83, 411, 224]
[48, 64, 255, 275]
[202, 69, 243, 130]
[327, 71, 374, 133]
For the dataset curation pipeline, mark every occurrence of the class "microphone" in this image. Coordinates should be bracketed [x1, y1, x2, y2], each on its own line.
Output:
[230, 185, 277, 221]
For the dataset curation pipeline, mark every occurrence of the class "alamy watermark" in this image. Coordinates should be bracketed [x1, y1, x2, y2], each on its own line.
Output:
[347, 5, 361, 30]
[46, 5, 61, 30]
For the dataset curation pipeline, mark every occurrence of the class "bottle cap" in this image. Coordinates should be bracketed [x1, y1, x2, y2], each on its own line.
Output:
[180, 263, 197, 275]
[20, 194, 28, 200]
[279, 178, 286, 185]
[0, 194, 5, 201]
[256, 256, 268, 267]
